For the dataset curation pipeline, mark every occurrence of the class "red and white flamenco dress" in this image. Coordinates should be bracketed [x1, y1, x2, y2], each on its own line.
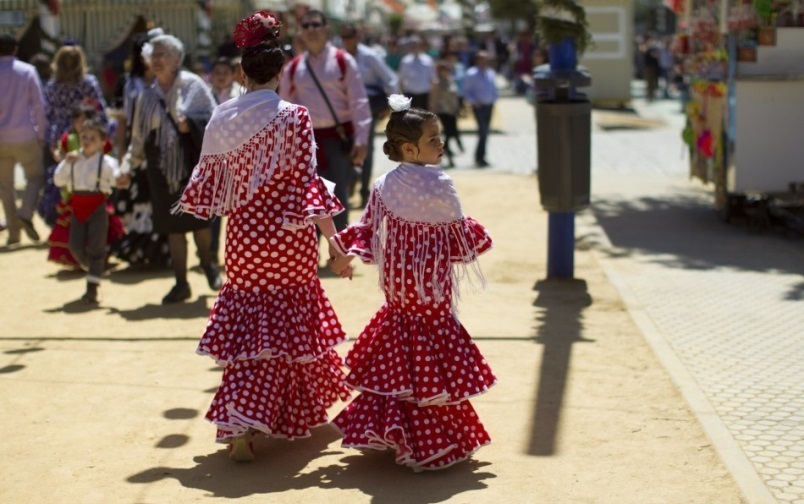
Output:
[330, 162, 497, 471]
[176, 90, 351, 443]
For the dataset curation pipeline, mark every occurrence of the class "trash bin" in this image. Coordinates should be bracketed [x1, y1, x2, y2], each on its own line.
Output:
[534, 66, 592, 213]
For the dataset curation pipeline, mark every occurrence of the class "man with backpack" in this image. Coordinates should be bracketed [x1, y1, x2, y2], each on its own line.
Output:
[279, 9, 371, 231]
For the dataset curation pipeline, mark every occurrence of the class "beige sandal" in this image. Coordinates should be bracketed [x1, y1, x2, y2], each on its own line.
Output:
[228, 432, 255, 462]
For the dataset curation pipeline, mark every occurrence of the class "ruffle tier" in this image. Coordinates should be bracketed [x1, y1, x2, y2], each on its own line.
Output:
[343, 305, 497, 406]
[197, 278, 348, 365]
[207, 349, 351, 442]
[332, 392, 491, 471]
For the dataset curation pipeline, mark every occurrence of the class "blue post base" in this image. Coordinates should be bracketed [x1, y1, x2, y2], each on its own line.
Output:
[547, 212, 575, 278]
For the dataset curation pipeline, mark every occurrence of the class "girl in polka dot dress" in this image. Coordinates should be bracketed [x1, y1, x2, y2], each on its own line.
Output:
[329, 95, 497, 471]
[176, 12, 351, 461]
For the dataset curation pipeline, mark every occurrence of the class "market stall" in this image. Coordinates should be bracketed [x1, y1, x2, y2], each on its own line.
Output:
[674, 0, 804, 229]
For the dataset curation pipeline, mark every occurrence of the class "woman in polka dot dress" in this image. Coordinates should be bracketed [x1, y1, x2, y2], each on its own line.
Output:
[329, 95, 497, 471]
[176, 12, 351, 461]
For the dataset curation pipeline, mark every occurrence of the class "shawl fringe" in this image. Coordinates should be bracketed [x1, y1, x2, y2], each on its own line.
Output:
[172, 107, 305, 218]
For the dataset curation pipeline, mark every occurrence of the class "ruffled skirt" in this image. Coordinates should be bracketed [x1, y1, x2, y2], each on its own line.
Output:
[332, 304, 497, 471]
[200, 279, 351, 442]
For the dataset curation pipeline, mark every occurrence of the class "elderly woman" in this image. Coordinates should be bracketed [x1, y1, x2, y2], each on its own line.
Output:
[121, 34, 221, 304]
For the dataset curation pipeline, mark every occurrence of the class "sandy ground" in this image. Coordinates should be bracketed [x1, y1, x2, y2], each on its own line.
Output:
[0, 170, 745, 503]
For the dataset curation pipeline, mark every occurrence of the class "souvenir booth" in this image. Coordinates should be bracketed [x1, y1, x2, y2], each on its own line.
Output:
[674, 0, 804, 228]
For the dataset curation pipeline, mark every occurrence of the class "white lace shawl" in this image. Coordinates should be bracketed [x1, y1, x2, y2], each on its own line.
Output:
[369, 163, 487, 305]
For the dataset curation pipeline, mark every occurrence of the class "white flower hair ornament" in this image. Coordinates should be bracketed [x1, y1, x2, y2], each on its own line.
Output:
[141, 42, 154, 62]
[388, 94, 412, 112]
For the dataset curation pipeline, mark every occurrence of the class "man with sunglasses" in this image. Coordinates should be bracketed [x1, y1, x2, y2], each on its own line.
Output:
[279, 9, 371, 231]
[338, 22, 398, 209]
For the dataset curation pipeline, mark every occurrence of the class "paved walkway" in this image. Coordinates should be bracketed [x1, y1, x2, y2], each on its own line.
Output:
[478, 92, 802, 503]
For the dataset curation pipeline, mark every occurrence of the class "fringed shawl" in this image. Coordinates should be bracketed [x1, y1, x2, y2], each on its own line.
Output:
[132, 70, 215, 193]
[175, 90, 321, 219]
[339, 163, 492, 306]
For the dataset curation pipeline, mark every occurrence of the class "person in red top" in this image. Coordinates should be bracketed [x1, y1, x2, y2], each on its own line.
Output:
[176, 11, 351, 462]
[329, 95, 497, 471]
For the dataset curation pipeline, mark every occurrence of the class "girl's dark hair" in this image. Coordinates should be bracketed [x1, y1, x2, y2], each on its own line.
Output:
[240, 38, 284, 84]
[383, 107, 437, 162]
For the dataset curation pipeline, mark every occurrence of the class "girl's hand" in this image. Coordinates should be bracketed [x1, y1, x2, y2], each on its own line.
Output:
[329, 254, 353, 279]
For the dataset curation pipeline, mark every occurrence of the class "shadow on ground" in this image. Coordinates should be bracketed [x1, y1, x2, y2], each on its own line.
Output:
[589, 191, 803, 276]
[527, 278, 594, 456]
[105, 296, 213, 321]
[128, 428, 494, 503]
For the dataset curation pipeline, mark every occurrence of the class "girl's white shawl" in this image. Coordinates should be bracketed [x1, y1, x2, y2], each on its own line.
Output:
[368, 163, 488, 305]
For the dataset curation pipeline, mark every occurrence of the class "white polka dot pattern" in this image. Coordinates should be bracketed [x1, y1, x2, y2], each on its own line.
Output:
[331, 176, 497, 471]
[187, 105, 349, 442]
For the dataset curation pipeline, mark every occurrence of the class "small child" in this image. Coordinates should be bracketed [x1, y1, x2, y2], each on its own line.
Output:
[47, 104, 122, 268]
[53, 118, 120, 303]
[329, 95, 497, 471]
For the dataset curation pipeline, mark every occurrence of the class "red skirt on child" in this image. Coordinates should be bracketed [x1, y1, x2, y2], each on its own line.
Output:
[47, 199, 125, 267]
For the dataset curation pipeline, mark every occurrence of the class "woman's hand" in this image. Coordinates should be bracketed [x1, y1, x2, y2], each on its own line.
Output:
[177, 114, 190, 134]
[116, 173, 132, 189]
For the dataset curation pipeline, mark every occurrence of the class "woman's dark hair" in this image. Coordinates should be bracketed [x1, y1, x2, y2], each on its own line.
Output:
[130, 34, 149, 78]
[71, 103, 98, 120]
[240, 38, 284, 84]
[383, 107, 438, 162]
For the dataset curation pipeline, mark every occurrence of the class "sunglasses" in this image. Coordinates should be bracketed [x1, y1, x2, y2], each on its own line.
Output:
[301, 21, 323, 29]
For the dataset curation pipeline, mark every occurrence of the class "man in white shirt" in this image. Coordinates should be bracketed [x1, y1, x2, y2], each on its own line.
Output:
[398, 36, 436, 110]
[279, 9, 371, 230]
[339, 23, 399, 208]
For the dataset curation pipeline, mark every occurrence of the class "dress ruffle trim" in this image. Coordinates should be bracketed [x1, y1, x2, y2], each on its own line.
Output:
[331, 393, 491, 471]
[207, 350, 351, 442]
[197, 279, 349, 365]
[281, 176, 344, 231]
[343, 305, 497, 406]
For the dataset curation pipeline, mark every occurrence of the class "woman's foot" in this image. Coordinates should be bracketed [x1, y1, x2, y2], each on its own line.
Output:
[162, 282, 191, 304]
[228, 433, 255, 462]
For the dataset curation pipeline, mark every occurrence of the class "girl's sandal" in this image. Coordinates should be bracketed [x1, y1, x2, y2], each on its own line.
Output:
[228, 433, 255, 462]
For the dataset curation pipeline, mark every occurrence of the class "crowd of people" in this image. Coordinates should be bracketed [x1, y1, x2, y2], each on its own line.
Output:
[1, 10, 503, 472]
[0, 15, 517, 301]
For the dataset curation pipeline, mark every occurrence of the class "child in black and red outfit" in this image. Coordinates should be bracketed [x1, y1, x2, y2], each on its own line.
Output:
[53, 118, 121, 303]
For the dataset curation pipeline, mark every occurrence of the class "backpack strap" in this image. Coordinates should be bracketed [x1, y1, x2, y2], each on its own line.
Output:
[288, 49, 347, 94]
[288, 54, 303, 95]
[335, 49, 347, 82]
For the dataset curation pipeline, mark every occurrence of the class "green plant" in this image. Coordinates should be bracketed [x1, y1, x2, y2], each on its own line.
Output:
[388, 12, 404, 35]
[536, 0, 593, 55]
[752, 0, 774, 26]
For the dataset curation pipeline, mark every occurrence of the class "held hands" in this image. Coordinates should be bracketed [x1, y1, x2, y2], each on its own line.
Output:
[328, 254, 353, 279]
[326, 239, 354, 280]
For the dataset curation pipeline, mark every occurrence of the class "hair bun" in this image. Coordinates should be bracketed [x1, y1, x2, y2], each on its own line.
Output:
[233, 11, 282, 49]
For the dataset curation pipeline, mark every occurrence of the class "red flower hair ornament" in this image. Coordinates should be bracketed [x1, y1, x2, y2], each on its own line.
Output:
[233, 11, 282, 48]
